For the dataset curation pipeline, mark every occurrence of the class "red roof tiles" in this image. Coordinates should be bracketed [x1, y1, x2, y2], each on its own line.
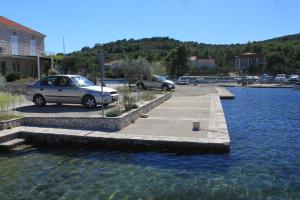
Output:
[0, 16, 45, 37]
[198, 59, 215, 64]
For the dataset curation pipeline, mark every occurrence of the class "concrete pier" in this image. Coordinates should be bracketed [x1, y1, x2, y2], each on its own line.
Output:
[0, 85, 233, 154]
[215, 87, 235, 99]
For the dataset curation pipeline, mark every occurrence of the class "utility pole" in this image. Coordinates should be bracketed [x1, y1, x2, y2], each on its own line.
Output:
[96, 44, 105, 117]
[37, 56, 40, 80]
[63, 37, 66, 54]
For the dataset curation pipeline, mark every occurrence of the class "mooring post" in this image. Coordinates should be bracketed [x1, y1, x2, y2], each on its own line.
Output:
[193, 121, 200, 131]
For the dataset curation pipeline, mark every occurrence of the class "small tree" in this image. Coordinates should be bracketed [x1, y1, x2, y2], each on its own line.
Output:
[150, 62, 166, 77]
[116, 86, 137, 111]
[116, 57, 151, 89]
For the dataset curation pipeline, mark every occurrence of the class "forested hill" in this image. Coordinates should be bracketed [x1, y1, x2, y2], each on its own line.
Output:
[262, 33, 300, 43]
[59, 34, 300, 75]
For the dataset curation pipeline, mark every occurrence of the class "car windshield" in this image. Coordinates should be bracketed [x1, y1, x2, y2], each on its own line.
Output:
[160, 76, 167, 81]
[71, 76, 95, 87]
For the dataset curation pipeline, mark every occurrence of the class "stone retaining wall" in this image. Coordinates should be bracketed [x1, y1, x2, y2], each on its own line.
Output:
[0, 118, 23, 130]
[22, 92, 172, 131]
[19, 131, 229, 154]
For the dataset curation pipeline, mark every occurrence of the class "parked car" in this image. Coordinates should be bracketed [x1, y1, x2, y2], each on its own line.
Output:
[176, 76, 190, 85]
[274, 74, 287, 82]
[234, 77, 242, 84]
[245, 76, 254, 84]
[26, 75, 119, 108]
[259, 74, 272, 84]
[289, 74, 299, 83]
[252, 76, 260, 82]
[194, 78, 205, 84]
[136, 75, 175, 91]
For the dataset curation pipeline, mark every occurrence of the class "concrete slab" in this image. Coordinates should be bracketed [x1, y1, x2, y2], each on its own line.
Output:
[0, 138, 25, 150]
[215, 87, 235, 99]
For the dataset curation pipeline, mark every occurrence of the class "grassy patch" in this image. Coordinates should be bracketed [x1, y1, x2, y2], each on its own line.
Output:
[105, 108, 122, 117]
[0, 92, 24, 119]
[140, 90, 161, 101]
[0, 114, 21, 121]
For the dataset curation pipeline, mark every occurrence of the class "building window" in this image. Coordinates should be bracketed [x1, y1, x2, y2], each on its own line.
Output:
[240, 58, 249, 69]
[11, 35, 19, 55]
[30, 39, 37, 56]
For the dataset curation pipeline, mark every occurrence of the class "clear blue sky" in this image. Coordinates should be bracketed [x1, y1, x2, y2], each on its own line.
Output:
[1, 0, 299, 53]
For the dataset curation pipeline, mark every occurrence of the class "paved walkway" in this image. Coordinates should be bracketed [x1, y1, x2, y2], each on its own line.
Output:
[121, 85, 230, 144]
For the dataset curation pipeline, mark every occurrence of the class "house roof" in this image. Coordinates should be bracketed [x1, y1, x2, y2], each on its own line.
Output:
[237, 52, 262, 58]
[0, 16, 45, 37]
[105, 60, 119, 65]
[198, 59, 215, 64]
[189, 56, 197, 61]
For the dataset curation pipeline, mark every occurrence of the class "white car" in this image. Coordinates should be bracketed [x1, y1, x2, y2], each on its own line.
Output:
[289, 74, 299, 83]
[136, 75, 175, 91]
[252, 76, 260, 82]
[274, 74, 287, 82]
[176, 76, 190, 85]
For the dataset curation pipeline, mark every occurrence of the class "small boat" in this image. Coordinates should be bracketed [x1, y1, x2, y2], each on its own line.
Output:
[293, 81, 300, 89]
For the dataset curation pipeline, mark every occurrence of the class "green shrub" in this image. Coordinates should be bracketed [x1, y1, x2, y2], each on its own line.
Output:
[127, 103, 138, 110]
[105, 108, 122, 117]
[116, 86, 138, 111]
[5, 73, 20, 82]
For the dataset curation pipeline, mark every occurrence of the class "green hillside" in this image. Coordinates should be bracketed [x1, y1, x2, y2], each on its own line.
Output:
[54, 34, 300, 77]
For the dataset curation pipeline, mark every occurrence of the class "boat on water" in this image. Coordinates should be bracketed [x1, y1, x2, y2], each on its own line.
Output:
[293, 81, 300, 89]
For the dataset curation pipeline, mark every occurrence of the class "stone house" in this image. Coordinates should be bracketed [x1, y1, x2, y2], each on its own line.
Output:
[0, 16, 52, 79]
[190, 56, 216, 69]
[235, 52, 262, 73]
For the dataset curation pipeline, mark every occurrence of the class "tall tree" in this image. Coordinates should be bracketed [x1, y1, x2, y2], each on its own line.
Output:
[165, 45, 190, 76]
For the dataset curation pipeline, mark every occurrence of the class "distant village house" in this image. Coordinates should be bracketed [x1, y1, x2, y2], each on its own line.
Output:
[0, 16, 52, 80]
[235, 52, 262, 73]
[190, 56, 216, 69]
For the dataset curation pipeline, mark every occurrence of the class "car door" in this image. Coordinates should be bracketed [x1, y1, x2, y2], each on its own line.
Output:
[57, 76, 81, 104]
[39, 76, 59, 103]
[148, 76, 158, 88]
[153, 76, 162, 88]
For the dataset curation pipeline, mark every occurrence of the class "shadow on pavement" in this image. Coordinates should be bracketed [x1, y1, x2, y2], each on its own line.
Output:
[15, 104, 113, 114]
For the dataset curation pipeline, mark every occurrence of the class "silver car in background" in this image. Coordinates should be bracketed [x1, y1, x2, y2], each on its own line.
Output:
[136, 75, 175, 91]
[26, 75, 119, 108]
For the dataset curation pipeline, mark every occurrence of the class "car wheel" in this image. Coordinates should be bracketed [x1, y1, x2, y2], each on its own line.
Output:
[162, 85, 169, 91]
[33, 94, 46, 107]
[83, 95, 97, 108]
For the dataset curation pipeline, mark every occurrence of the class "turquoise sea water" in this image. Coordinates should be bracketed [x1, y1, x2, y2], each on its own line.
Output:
[0, 88, 300, 199]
